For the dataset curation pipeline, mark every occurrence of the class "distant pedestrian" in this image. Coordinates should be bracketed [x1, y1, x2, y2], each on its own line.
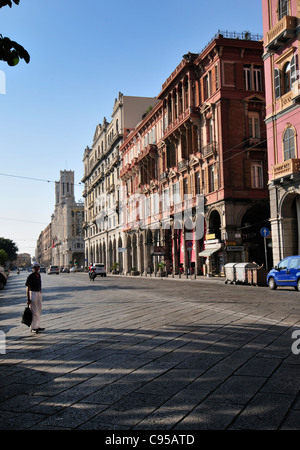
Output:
[25, 262, 44, 333]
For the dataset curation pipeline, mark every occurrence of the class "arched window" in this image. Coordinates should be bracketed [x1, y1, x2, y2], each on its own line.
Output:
[283, 127, 296, 160]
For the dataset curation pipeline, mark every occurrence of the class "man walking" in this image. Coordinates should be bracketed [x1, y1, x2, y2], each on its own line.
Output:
[26, 262, 44, 333]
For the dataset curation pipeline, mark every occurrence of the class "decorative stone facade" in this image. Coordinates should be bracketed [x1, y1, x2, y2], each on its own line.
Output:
[120, 33, 271, 276]
[262, 0, 300, 263]
[82, 92, 158, 271]
[51, 170, 85, 268]
[35, 223, 52, 267]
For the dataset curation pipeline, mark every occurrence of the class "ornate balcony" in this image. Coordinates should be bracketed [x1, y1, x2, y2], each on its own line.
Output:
[271, 158, 300, 182]
[265, 16, 296, 51]
[178, 159, 189, 172]
[202, 141, 218, 158]
[160, 171, 168, 182]
[292, 80, 300, 104]
[120, 163, 132, 180]
[137, 144, 157, 161]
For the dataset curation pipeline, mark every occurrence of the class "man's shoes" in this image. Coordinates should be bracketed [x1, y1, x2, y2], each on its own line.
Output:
[31, 329, 38, 333]
[37, 328, 45, 332]
[31, 328, 45, 333]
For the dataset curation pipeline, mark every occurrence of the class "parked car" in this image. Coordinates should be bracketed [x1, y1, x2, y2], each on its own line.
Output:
[267, 256, 300, 290]
[47, 265, 59, 275]
[39, 267, 46, 273]
[70, 266, 77, 272]
[89, 263, 106, 279]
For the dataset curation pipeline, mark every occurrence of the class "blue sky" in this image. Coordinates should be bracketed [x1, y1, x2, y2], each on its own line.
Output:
[0, 0, 263, 257]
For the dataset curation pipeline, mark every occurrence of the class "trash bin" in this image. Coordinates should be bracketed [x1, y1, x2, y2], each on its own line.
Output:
[235, 262, 258, 285]
[224, 263, 237, 284]
[249, 266, 268, 286]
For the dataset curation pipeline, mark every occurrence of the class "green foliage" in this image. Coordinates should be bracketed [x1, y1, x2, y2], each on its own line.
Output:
[0, 249, 8, 265]
[0, 0, 30, 66]
[0, 237, 18, 261]
[157, 261, 166, 271]
[0, 1, 20, 7]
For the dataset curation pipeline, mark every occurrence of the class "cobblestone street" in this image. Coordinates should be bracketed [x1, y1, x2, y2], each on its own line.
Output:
[1, 271, 300, 430]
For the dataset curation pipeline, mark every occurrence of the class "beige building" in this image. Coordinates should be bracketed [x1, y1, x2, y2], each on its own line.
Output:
[15, 253, 31, 268]
[82, 92, 158, 272]
[35, 223, 52, 267]
[51, 170, 85, 268]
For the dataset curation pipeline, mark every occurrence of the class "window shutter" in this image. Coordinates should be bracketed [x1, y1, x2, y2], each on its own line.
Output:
[274, 69, 281, 99]
[290, 55, 297, 84]
[214, 165, 218, 191]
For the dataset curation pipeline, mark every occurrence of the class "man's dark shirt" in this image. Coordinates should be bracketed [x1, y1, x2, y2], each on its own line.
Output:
[26, 273, 42, 292]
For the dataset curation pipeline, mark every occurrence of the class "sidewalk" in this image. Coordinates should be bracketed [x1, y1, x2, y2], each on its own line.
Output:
[1, 272, 300, 430]
[91, 270, 227, 283]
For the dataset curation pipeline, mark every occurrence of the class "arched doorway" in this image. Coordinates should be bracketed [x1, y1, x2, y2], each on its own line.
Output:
[139, 234, 144, 274]
[126, 235, 132, 272]
[102, 242, 106, 267]
[173, 220, 182, 274]
[132, 234, 137, 270]
[208, 210, 221, 240]
[118, 236, 123, 273]
[241, 203, 272, 266]
[108, 240, 113, 271]
[146, 229, 153, 273]
[281, 193, 300, 256]
[184, 217, 195, 275]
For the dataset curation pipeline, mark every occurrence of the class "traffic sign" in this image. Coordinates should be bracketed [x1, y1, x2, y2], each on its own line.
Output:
[260, 227, 270, 238]
[186, 240, 193, 248]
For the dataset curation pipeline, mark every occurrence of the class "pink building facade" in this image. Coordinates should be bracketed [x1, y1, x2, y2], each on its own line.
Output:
[262, 0, 300, 262]
[120, 33, 270, 276]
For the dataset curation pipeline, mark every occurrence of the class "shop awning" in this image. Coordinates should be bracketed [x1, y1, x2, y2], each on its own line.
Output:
[199, 247, 221, 257]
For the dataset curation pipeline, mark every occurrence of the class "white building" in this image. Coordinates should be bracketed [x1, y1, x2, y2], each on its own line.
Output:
[51, 170, 85, 268]
[82, 92, 158, 272]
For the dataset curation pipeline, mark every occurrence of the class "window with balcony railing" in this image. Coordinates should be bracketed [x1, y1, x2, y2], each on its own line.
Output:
[283, 127, 296, 160]
[278, 0, 289, 20]
[274, 55, 297, 99]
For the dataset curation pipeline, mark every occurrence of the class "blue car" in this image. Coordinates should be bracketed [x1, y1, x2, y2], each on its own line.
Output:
[267, 256, 300, 290]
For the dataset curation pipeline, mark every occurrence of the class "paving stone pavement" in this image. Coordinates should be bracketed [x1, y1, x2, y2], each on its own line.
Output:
[1, 271, 300, 431]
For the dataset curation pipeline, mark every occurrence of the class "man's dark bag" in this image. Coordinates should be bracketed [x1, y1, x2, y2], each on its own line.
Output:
[22, 306, 32, 327]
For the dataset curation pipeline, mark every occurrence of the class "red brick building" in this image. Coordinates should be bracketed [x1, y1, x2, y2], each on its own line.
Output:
[120, 32, 271, 276]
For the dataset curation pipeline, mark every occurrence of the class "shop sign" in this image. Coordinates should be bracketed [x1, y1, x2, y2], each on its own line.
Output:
[153, 246, 166, 256]
[205, 243, 222, 249]
[227, 246, 244, 251]
[204, 239, 219, 245]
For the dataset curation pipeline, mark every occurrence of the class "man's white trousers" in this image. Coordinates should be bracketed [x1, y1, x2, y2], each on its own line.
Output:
[29, 291, 42, 330]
